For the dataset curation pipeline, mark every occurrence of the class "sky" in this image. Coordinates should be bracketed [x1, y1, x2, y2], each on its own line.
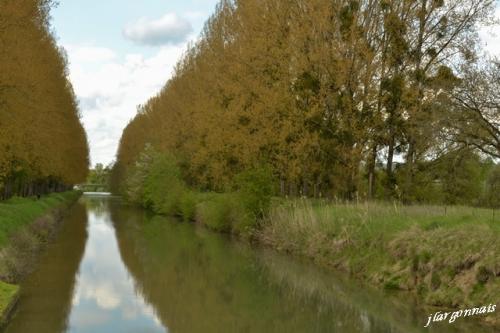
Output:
[51, 1, 500, 167]
[51, 0, 219, 166]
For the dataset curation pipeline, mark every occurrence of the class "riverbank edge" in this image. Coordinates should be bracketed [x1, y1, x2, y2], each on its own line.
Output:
[0, 281, 19, 329]
[0, 191, 82, 327]
[260, 202, 500, 329]
[257, 207, 500, 329]
[131, 188, 499, 328]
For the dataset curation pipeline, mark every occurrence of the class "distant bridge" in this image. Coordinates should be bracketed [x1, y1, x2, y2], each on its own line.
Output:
[74, 184, 108, 192]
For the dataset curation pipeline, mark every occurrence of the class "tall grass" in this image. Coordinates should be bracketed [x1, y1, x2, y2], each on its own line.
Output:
[260, 198, 500, 315]
[0, 192, 80, 248]
[263, 199, 499, 248]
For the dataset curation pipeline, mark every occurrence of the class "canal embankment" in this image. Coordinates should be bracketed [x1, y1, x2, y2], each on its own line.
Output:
[259, 199, 500, 327]
[117, 153, 500, 327]
[148, 192, 500, 327]
[0, 191, 81, 326]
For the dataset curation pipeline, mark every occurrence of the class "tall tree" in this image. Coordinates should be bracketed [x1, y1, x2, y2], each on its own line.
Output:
[0, 0, 89, 199]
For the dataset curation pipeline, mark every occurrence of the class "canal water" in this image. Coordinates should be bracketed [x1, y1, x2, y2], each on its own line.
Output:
[4, 194, 496, 332]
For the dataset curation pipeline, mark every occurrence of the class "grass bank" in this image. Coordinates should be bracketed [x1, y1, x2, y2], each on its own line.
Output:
[0, 191, 81, 320]
[0, 281, 18, 322]
[259, 199, 500, 325]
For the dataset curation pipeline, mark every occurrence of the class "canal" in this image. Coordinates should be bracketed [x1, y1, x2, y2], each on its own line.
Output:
[4, 194, 495, 332]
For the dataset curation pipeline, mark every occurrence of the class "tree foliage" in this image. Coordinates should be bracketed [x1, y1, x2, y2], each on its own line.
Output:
[113, 0, 498, 206]
[0, 0, 89, 199]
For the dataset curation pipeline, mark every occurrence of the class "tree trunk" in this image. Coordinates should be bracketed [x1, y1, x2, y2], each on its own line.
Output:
[386, 133, 395, 191]
[368, 143, 377, 199]
[280, 178, 286, 196]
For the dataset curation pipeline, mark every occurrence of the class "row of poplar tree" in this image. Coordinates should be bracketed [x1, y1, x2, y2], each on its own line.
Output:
[113, 0, 499, 205]
[0, 0, 89, 200]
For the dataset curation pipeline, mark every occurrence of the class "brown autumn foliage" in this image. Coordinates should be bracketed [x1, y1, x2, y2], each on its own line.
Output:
[0, 0, 89, 199]
[113, 0, 498, 202]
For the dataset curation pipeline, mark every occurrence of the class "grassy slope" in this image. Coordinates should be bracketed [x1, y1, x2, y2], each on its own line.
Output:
[259, 199, 500, 324]
[0, 192, 79, 315]
[0, 281, 18, 316]
[0, 192, 79, 248]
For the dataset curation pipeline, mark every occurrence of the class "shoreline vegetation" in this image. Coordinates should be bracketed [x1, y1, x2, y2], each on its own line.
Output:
[261, 200, 500, 324]
[0, 191, 81, 325]
[117, 148, 499, 327]
[109, 0, 500, 329]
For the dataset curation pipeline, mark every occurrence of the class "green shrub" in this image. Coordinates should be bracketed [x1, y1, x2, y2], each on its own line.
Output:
[126, 153, 273, 233]
[196, 194, 234, 232]
[193, 192, 259, 235]
[233, 166, 274, 218]
[124, 145, 185, 213]
[384, 278, 400, 290]
[228, 199, 257, 236]
[143, 152, 186, 215]
[125, 145, 156, 204]
[179, 190, 198, 222]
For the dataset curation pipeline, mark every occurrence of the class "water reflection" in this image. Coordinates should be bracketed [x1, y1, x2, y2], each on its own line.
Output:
[4, 195, 497, 333]
[256, 249, 496, 333]
[5, 202, 88, 332]
[66, 197, 164, 333]
[111, 202, 496, 333]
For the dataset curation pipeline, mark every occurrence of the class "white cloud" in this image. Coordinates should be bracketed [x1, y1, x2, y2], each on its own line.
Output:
[64, 44, 117, 63]
[123, 13, 193, 46]
[64, 43, 186, 166]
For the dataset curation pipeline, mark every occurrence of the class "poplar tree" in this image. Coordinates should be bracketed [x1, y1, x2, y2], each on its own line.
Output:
[0, 0, 89, 199]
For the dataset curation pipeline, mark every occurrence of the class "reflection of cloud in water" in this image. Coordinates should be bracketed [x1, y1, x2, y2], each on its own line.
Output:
[73, 280, 121, 310]
[70, 311, 111, 328]
[67, 210, 165, 332]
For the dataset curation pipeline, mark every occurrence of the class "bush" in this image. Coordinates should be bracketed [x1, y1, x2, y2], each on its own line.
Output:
[143, 152, 186, 215]
[196, 194, 233, 232]
[187, 166, 275, 234]
[229, 203, 256, 236]
[233, 166, 274, 218]
[125, 145, 156, 204]
[125, 152, 272, 234]
[126, 146, 188, 215]
[193, 192, 259, 235]
[179, 190, 198, 222]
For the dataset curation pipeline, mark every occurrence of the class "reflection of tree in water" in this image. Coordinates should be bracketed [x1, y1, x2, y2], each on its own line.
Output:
[111, 205, 461, 333]
[256, 250, 496, 333]
[111, 207, 340, 332]
[5, 203, 88, 333]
